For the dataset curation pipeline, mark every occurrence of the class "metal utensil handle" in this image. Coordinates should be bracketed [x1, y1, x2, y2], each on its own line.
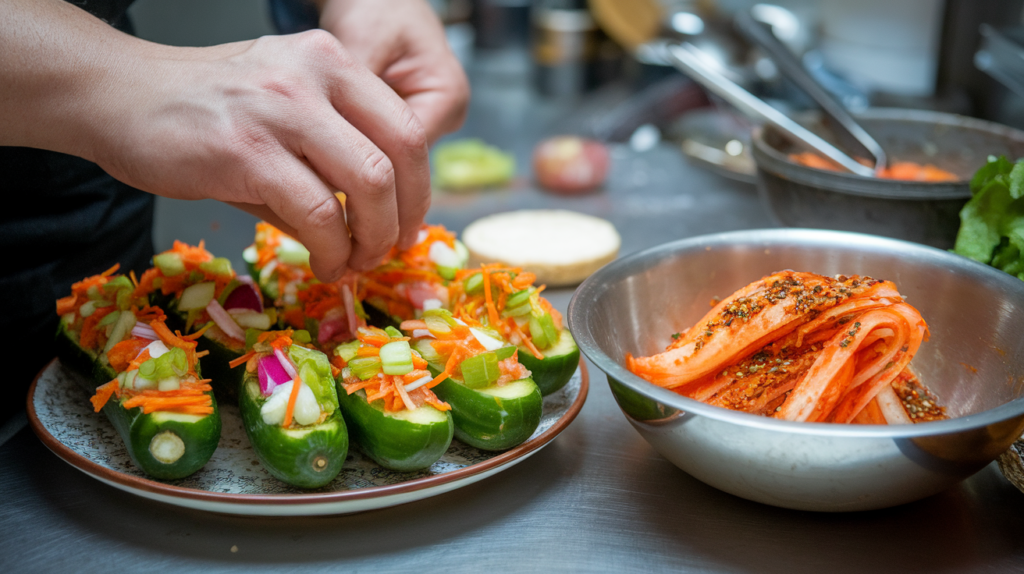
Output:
[663, 42, 876, 177]
[734, 10, 887, 171]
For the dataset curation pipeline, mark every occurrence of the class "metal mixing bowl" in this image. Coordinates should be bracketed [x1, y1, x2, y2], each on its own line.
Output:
[567, 228, 1024, 512]
[751, 108, 1024, 249]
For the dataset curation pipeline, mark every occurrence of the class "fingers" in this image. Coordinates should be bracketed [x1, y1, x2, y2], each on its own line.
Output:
[318, 42, 431, 252]
[229, 151, 354, 283]
[297, 107, 401, 270]
[404, 84, 469, 146]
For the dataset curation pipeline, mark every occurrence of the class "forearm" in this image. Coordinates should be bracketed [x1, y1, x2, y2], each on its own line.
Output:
[0, 0, 142, 158]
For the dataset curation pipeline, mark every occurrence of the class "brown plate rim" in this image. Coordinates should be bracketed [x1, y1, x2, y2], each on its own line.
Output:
[27, 357, 589, 507]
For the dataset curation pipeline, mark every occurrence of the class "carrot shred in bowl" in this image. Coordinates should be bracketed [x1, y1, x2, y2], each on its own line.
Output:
[788, 152, 959, 182]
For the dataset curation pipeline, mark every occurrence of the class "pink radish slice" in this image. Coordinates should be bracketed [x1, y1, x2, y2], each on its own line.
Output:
[274, 347, 298, 379]
[223, 283, 263, 312]
[132, 324, 157, 340]
[342, 284, 358, 338]
[206, 299, 246, 341]
[318, 307, 351, 345]
[403, 281, 445, 310]
[258, 354, 290, 396]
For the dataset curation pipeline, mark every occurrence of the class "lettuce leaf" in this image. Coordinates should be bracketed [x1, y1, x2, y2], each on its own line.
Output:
[953, 156, 1024, 280]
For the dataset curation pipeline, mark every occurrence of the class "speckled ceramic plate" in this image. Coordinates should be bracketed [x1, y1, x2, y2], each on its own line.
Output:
[27, 358, 587, 516]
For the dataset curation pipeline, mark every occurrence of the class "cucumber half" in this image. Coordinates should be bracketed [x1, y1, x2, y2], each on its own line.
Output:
[239, 376, 348, 488]
[430, 367, 542, 451]
[337, 387, 453, 471]
[55, 322, 221, 479]
[518, 328, 579, 396]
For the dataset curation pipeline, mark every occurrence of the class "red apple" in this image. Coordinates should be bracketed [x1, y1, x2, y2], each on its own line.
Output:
[533, 136, 610, 194]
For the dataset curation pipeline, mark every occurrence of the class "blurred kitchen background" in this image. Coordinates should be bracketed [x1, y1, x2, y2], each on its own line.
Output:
[131, 0, 1024, 265]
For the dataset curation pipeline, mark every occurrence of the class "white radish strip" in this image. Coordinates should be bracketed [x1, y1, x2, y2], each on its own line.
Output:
[416, 229, 428, 244]
[422, 298, 443, 311]
[412, 329, 434, 339]
[470, 327, 504, 351]
[876, 384, 912, 424]
[132, 324, 157, 340]
[274, 347, 298, 379]
[428, 241, 461, 269]
[404, 375, 434, 392]
[341, 284, 358, 339]
[144, 340, 170, 359]
[206, 298, 246, 341]
[394, 378, 417, 410]
[259, 259, 278, 285]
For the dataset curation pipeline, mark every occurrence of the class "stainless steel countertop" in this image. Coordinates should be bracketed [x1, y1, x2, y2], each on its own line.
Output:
[3, 52, 1023, 573]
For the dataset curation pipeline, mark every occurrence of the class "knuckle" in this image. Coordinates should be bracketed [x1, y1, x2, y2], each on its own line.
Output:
[295, 29, 353, 70]
[359, 150, 396, 196]
[304, 192, 345, 230]
[297, 28, 341, 54]
[394, 109, 428, 153]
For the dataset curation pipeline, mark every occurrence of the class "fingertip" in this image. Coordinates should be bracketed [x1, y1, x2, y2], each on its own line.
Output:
[396, 228, 418, 251]
[309, 256, 348, 284]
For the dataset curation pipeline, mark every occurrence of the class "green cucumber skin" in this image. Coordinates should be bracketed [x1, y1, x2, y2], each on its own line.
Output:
[109, 394, 222, 480]
[157, 293, 246, 403]
[336, 386, 453, 471]
[54, 323, 221, 479]
[240, 377, 348, 488]
[432, 375, 542, 451]
[517, 328, 579, 396]
[195, 330, 246, 403]
[54, 322, 102, 381]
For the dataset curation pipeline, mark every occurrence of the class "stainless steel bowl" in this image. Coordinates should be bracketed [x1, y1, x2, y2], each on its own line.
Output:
[567, 228, 1024, 511]
[751, 108, 1024, 249]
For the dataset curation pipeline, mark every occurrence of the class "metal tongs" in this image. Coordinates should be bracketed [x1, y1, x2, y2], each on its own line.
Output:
[655, 9, 887, 177]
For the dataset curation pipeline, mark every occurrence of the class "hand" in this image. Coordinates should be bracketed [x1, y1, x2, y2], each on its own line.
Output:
[2, 0, 435, 282]
[319, 0, 470, 145]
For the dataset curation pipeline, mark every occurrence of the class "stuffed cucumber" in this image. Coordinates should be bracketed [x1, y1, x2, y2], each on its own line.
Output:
[139, 241, 275, 402]
[516, 327, 579, 396]
[243, 222, 367, 350]
[234, 331, 347, 488]
[333, 330, 453, 471]
[447, 265, 577, 395]
[431, 372, 542, 451]
[55, 266, 220, 479]
[405, 309, 542, 451]
[358, 224, 468, 322]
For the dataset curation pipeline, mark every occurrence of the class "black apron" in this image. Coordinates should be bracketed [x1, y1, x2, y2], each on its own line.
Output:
[0, 0, 154, 424]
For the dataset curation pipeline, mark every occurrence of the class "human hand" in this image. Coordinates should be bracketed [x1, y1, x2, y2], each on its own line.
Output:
[89, 32, 432, 282]
[319, 0, 470, 145]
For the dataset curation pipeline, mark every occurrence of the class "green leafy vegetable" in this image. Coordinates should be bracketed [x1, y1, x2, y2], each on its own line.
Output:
[953, 156, 1024, 280]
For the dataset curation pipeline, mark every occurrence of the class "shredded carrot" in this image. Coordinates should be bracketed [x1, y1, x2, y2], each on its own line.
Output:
[482, 268, 500, 327]
[108, 338, 151, 372]
[394, 378, 416, 411]
[56, 295, 78, 316]
[78, 306, 116, 350]
[510, 319, 544, 360]
[282, 373, 302, 427]
[229, 351, 257, 369]
[182, 322, 212, 340]
[789, 152, 959, 182]
[90, 380, 120, 412]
